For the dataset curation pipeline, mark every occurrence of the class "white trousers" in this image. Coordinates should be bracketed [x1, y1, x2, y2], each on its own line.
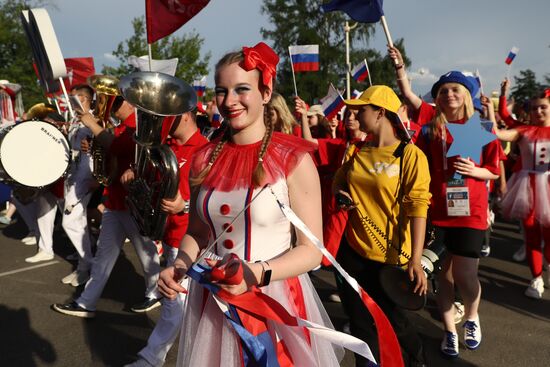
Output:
[35, 188, 93, 273]
[35, 191, 61, 257]
[138, 245, 188, 367]
[76, 209, 160, 311]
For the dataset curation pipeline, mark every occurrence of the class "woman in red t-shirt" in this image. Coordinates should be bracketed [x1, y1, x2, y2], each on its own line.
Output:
[390, 46, 500, 358]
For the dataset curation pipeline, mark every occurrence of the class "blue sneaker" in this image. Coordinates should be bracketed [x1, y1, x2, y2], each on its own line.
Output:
[440, 331, 459, 358]
[463, 318, 482, 350]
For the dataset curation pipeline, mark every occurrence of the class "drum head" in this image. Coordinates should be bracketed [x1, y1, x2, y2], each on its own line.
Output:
[379, 266, 427, 311]
[0, 120, 70, 187]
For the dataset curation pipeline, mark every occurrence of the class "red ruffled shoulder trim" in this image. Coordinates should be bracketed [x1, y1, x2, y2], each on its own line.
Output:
[517, 125, 550, 141]
[191, 132, 317, 191]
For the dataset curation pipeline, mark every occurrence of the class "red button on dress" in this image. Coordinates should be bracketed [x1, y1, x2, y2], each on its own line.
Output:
[223, 239, 234, 249]
[220, 204, 230, 215]
[223, 223, 233, 233]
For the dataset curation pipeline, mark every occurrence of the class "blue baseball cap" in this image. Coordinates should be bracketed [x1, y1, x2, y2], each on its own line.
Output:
[431, 71, 476, 98]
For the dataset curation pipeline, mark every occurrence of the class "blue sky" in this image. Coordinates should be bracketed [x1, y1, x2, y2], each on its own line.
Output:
[45, 0, 549, 100]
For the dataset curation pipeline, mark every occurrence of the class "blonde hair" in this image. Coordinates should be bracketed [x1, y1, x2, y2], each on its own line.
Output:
[190, 50, 275, 187]
[269, 92, 297, 134]
[430, 83, 474, 138]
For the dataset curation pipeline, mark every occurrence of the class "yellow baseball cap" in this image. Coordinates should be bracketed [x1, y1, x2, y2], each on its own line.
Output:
[344, 85, 401, 114]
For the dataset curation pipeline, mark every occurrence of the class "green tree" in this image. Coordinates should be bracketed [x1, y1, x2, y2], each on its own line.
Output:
[261, 0, 410, 103]
[511, 69, 542, 103]
[102, 17, 210, 84]
[0, 0, 49, 108]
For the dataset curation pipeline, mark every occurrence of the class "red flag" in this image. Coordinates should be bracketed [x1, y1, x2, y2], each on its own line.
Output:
[63, 57, 95, 89]
[146, 0, 210, 44]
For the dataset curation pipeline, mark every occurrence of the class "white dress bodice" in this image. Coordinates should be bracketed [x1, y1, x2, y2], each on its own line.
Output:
[196, 179, 291, 262]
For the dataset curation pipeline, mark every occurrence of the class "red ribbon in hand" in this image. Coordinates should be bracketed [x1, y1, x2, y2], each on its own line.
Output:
[206, 254, 244, 285]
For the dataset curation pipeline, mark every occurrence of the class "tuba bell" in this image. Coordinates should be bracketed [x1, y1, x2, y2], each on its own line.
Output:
[87, 74, 120, 186]
[119, 71, 197, 240]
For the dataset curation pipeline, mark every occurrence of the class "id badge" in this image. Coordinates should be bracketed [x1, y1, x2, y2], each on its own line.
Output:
[446, 178, 470, 216]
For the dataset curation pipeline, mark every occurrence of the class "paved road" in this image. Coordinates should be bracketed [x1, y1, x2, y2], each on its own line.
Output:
[0, 214, 549, 366]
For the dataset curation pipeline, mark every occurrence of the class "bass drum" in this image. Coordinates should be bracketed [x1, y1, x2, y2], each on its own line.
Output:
[0, 120, 70, 187]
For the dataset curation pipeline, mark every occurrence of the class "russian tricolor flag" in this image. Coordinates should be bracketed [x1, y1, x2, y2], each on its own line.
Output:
[505, 47, 519, 65]
[321, 84, 345, 120]
[193, 76, 206, 97]
[288, 45, 319, 72]
[211, 105, 222, 127]
[351, 60, 370, 83]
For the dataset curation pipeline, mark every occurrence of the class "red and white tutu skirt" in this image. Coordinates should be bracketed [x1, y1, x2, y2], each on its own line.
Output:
[500, 170, 550, 227]
[177, 273, 345, 366]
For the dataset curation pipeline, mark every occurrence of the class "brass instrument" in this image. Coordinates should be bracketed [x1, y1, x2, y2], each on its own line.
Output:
[87, 74, 120, 186]
[26, 103, 57, 119]
[119, 71, 196, 240]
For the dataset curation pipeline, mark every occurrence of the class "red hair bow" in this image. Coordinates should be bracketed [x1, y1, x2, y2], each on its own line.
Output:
[241, 42, 279, 91]
[544, 88, 550, 98]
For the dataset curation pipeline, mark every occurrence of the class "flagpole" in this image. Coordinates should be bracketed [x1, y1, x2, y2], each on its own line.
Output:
[345, 21, 351, 100]
[288, 47, 298, 96]
[365, 59, 372, 87]
[59, 77, 74, 119]
[148, 43, 153, 71]
[380, 16, 399, 66]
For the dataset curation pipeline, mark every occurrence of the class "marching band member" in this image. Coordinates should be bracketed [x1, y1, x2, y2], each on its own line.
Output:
[58, 84, 97, 286]
[126, 109, 207, 367]
[52, 96, 161, 318]
[157, 42, 345, 366]
[24, 111, 67, 263]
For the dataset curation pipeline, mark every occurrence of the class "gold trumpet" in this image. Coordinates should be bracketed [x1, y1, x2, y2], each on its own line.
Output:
[87, 74, 120, 186]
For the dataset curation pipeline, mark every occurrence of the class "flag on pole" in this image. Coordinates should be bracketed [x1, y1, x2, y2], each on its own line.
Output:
[352, 89, 362, 99]
[288, 45, 319, 72]
[321, 84, 345, 120]
[322, 0, 384, 23]
[193, 76, 207, 97]
[145, 0, 210, 44]
[63, 57, 95, 89]
[351, 60, 370, 83]
[505, 47, 519, 65]
[128, 55, 178, 75]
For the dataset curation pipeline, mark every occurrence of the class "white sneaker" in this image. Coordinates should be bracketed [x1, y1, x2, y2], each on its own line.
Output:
[525, 276, 544, 299]
[25, 250, 54, 263]
[21, 236, 37, 246]
[463, 318, 482, 350]
[70, 271, 90, 287]
[61, 271, 77, 284]
[512, 245, 526, 262]
[440, 331, 459, 358]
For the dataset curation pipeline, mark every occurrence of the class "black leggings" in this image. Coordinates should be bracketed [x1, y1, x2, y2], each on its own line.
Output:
[336, 239, 425, 367]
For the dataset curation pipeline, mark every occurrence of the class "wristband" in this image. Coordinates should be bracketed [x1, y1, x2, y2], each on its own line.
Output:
[395, 63, 404, 70]
[257, 261, 272, 287]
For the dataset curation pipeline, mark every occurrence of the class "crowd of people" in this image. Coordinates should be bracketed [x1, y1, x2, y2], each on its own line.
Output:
[0, 40, 548, 367]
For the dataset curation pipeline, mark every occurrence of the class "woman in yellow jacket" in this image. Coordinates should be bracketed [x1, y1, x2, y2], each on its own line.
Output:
[333, 85, 431, 367]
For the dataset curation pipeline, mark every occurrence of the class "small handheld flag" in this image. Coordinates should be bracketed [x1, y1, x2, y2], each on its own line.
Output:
[288, 45, 319, 72]
[321, 84, 345, 120]
[505, 47, 519, 65]
[193, 76, 206, 97]
[351, 59, 371, 85]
